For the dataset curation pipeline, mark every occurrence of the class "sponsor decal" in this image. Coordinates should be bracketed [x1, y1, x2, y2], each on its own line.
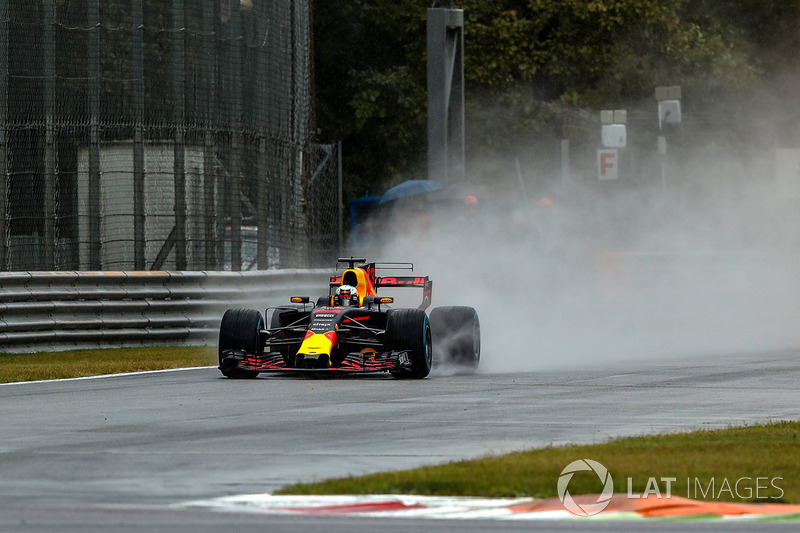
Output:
[377, 276, 426, 286]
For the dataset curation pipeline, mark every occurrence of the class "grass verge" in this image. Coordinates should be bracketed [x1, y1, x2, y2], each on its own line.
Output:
[277, 421, 800, 504]
[0, 346, 217, 383]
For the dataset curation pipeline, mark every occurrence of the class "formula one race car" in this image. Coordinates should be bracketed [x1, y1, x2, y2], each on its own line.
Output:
[218, 258, 480, 379]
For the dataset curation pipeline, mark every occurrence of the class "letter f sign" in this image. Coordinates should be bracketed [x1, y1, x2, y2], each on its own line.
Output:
[598, 149, 618, 180]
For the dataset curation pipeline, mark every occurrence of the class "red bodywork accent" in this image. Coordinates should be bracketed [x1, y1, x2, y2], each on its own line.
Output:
[343, 316, 369, 323]
[229, 351, 401, 373]
[375, 276, 427, 288]
[286, 501, 425, 514]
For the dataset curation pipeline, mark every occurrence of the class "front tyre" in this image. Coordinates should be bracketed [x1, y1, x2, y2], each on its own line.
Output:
[430, 306, 480, 372]
[385, 309, 432, 379]
[218, 308, 263, 379]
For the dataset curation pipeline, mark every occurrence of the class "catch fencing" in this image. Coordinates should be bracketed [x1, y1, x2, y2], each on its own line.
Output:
[0, 0, 339, 273]
[0, 269, 328, 353]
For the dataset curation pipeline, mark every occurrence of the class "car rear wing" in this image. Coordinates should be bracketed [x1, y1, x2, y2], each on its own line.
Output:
[336, 258, 414, 272]
[376, 276, 433, 311]
[329, 275, 432, 310]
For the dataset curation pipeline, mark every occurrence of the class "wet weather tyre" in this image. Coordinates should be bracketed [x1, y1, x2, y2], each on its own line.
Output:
[430, 306, 480, 372]
[385, 308, 432, 379]
[218, 308, 263, 379]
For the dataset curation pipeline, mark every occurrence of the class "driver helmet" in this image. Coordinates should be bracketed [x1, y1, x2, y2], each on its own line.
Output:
[334, 285, 359, 307]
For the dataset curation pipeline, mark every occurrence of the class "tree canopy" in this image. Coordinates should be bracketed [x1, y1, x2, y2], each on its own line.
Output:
[313, 0, 800, 197]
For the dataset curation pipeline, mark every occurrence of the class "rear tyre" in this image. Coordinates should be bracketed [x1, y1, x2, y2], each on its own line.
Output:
[218, 308, 263, 379]
[430, 306, 480, 372]
[385, 308, 432, 379]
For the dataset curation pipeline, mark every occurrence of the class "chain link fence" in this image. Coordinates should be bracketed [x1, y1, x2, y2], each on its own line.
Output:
[0, 0, 339, 272]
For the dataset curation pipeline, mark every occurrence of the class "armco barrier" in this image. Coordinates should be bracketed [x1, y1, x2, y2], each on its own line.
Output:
[0, 270, 328, 353]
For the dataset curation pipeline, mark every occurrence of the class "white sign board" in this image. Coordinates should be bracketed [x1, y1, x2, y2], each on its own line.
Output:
[601, 124, 626, 148]
[597, 149, 618, 181]
[658, 100, 681, 128]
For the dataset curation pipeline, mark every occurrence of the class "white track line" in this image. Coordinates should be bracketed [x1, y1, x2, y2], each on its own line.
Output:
[0, 366, 216, 387]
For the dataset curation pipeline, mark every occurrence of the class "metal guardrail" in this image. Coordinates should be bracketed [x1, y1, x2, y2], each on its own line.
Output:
[0, 270, 328, 353]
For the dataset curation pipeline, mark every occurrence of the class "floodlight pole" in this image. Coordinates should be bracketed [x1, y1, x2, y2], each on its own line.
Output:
[427, 1, 465, 184]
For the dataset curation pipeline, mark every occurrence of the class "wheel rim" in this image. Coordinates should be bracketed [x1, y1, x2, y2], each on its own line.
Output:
[472, 314, 480, 363]
[425, 322, 432, 368]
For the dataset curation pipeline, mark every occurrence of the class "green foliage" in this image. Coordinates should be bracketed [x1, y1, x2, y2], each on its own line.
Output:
[278, 421, 800, 503]
[463, 3, 538, 87]
[313, 1, 429, 197]
[314, 0, 797, 196]
[526, 0, 755, 103]
[37, 1, 799, 197]
[0, 346, 217, 383]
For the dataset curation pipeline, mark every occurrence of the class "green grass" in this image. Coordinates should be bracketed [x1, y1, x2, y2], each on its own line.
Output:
[0, 346, 217, 383]
[277, 421, 800, 504]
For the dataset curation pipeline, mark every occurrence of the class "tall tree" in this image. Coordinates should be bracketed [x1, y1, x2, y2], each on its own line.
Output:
[314, 0, 797, 196]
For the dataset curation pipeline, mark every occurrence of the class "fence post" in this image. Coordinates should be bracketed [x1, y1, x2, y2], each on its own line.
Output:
[87, 0, 101, 270]
[256, 0, 268, 270]
[0, 0, 7, 270]
[43, 0, 56, 269]
[131, 0, 146, 270]
[289, 1, 309, 267]
[172, 0, 186, 270]
[265, 3, 282, 268]
[258, 134, 268, 270]
[228, 0, 242, 271]
[337, 141, 343, 255]
[201, 0, 217, 270]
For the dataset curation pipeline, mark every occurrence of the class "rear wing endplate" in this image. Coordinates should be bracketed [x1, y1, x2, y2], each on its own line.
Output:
[376, 276, 433, 311]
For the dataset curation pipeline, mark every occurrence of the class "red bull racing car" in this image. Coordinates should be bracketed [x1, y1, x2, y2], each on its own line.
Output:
[218, 258, 480, 379]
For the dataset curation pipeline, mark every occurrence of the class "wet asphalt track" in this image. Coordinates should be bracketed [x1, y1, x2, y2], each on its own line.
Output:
[1, 351, 799, 532]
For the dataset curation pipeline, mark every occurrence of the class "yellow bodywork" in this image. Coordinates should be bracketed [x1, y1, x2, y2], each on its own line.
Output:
[298, 333, 335, 366]
[341, 268, 378, 305]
